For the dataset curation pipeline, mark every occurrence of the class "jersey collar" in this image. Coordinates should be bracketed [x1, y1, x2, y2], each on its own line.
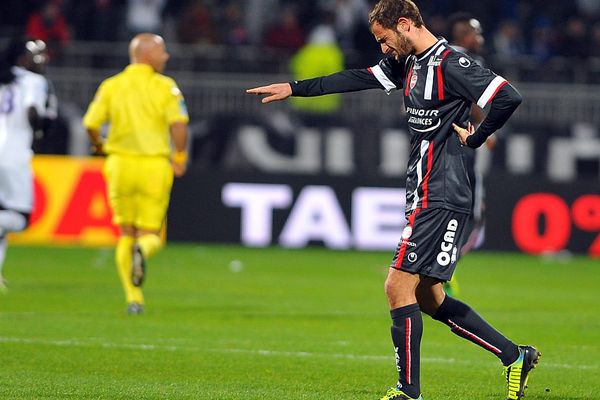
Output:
[415, 38, 448, 62]
[125, 63, 155, 74]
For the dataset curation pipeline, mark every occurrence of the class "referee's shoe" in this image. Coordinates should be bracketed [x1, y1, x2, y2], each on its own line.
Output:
[504, 345, 541, 399]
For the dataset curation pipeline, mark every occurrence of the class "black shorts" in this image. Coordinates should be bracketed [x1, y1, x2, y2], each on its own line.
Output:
[390, 208, 469, 281]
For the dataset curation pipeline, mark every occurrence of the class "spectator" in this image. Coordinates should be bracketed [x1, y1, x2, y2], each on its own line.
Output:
[264, 6, 305, 53]
[221, 1, 249, 47]
[589, 21, 600, 58]
[69, 0, 122, 42]
[126, 0, 165, 35]
[244, 0, 279, 45]
[320, 0, 370, 51]
[25, 0, 70, 55]
[0, 1, 37, 37]
[426, 14, 448, 37]
[559, 16, 588, 59]
[289, 18, 344, 118]
[492, 19, 526, 62]
[530, 17, 558, 63]
[577, 0, 600, 18]
[177, 1, 220, 44]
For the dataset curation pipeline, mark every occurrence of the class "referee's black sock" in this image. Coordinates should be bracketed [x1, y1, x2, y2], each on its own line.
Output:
[433, 296, 519, 366]
[390, 303, 422, 398]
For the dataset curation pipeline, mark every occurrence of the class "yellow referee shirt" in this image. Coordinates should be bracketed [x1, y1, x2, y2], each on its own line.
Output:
[83, 64, 189, 157]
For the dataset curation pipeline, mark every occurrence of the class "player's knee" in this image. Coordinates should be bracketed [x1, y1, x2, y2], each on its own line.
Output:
[384, 275, 394, 299]
[0, 210, 29, 233]
[384, 271, 419, 307]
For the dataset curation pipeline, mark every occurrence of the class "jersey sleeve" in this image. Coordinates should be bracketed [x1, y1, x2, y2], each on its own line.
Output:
[22, 73, 47, 115]
[290, 56, 408, 97]
[368, 56, 407, 94]
[83, 80, 110, 130]
[443, 52, 507, 109]
[164, 80, 189, 125]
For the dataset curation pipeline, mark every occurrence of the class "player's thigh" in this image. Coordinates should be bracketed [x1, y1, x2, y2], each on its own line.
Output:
[135, 157, 173, 231]
[390, 208, 469, 281]
[103, 155, 136, 225]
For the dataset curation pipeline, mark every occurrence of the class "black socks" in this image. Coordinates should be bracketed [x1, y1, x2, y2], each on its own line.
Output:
[390, 303, 422, 398]
[433, 295, 520, 366]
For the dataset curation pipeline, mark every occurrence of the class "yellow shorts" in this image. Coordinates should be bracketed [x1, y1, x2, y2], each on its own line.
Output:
[103, 154, 173, 231]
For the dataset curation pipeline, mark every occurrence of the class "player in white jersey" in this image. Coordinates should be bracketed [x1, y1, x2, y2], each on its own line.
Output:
[0, 38, 47, 291]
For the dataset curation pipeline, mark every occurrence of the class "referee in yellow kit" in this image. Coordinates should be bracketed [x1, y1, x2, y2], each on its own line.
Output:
[83, 33, 189, 315]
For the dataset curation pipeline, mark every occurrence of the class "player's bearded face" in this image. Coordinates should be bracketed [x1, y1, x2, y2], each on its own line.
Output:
[392, 29, 415, 58]
[371, 22, 415, 60]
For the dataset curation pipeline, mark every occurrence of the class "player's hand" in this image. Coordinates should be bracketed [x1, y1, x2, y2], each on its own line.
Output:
[246, 83, 292, 104]
[452, 122, 475, 146]
[91, 142, 105, 156]
[172, 161, 186, 177]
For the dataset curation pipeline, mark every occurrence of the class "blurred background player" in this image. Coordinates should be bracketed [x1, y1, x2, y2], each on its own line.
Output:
[444, 12, 496, 297]
[15, 39, 60, 154]
[0, 38, 47, 291]
[83, 33, 189, 315]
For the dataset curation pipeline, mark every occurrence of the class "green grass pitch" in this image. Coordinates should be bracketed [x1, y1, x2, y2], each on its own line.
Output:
[1, 244, 598, 399]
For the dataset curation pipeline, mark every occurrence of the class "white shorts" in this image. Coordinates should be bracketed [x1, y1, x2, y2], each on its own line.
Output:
[0, 163, 33, 213]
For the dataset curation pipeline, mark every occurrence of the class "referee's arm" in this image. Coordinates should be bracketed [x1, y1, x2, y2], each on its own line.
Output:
[170, 121, 188, 177]
[83, 81, 109, 155]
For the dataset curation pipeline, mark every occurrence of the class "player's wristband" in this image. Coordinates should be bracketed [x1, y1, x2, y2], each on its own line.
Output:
[172, 150, 188, 164]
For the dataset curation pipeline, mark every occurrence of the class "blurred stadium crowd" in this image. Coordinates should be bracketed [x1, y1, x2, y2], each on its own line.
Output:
[1, 0, 600, 77]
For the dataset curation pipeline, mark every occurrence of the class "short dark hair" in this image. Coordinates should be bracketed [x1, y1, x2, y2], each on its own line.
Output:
[368, 0, 424, 30]
[447, 12, 479, 40]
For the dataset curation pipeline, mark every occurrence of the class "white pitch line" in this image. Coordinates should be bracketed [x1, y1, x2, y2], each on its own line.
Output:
[0, 337, 596, 370]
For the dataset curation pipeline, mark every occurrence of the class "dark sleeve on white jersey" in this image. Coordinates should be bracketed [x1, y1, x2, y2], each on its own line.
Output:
[443, 52, 522, 148]
[291, 56, 408, 97]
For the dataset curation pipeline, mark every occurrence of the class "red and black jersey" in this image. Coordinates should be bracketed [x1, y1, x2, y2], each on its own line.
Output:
[291, 38, 521, 217]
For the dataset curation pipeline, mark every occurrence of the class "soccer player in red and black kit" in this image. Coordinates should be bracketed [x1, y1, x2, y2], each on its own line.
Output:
[247, 1, 540, 399]
[443, 12, 493, 297]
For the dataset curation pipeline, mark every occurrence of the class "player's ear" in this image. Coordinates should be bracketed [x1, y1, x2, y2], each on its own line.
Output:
[397, 17, 410, 33]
